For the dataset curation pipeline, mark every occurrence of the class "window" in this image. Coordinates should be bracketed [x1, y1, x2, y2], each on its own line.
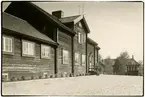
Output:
[63, 49, 69, 64]
[78, 32, 85, 44]
[2, 73, 8, 81]
[82, 54, 86, 66]
[78, 22, 82, 28]
[83, 34, 86, 43]
[75, 52, 81, 65]
[3, 36, 13, 52]
[22, 40, 35, 56]
[78, 32, 81, 43]
[41, 45, 51, 59]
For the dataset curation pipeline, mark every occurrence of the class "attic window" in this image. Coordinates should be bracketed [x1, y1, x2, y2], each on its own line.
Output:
[78, 22, 82, 28]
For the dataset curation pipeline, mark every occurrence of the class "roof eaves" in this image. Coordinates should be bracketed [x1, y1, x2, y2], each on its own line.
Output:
[3, 27, 58, 46]
[87, 37, 98, 46]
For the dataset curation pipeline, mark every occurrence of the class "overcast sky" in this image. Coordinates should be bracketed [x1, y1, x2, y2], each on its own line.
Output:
[3, 2, 143, 61]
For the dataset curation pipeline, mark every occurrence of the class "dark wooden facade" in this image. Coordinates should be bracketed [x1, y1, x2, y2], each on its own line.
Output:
[2, 12, 57, 81]
[2, 2, 101, 81]
[57, 29, 73, 76]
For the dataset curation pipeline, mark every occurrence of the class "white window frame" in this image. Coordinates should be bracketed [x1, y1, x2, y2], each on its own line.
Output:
[82, 54, 86, 66]
[22, 40, 35, 56]
[3, 36, 13, 53]
[41, 44, 51, 59]
[63, 49, 69, 64]
[2, 73, 9, 81]
[78, 32, 81, 43]
[78, 32, 85, 44]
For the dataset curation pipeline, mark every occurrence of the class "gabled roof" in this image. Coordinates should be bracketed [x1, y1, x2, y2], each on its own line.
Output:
[5, 2, 75, 35]
[60, 15, 81, 23]
[59, 15, 90, 33]
[127, 58, 140, 66]
[29, 2, 75, 35]
[2, 12, 57, 46]
[114, 57, 140, 66]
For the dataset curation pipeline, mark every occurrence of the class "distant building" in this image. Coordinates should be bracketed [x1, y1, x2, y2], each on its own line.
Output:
[113, 56, 140, 76]
[126, 56, 140, 75]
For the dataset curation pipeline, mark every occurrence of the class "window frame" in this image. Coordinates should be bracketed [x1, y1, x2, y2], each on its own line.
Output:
[75, 52, 81, 65]
[62, 49, 69, 64]
[3, 35, 14, 55]
[41, 44, 51, 59]
[78, 32, 81, 44]
[22, 40, 35, 57]
[2, 73, 9, 81]
[77, 32, 85, 44]
[82, 54, 86, 66]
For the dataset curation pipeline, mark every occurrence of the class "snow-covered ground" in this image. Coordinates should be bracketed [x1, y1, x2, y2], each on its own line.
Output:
[2, 75, 143, 95]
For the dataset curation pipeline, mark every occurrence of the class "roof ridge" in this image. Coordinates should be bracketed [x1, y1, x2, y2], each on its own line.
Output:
[29, 2, 75, 34]
[60, 15, 81, 19]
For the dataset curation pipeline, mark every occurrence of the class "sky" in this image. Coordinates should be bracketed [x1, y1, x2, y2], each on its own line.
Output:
[2, 2, 143, 61]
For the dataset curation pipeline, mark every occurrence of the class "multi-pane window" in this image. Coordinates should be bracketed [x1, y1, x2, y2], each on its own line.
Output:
[3, 36, 13, 52]
[22, 40, 35, 56]
[78, 32, 86, 44]
[82, 54, 86, 66]
[63, 49, 69, 64]
[75, 52, 81, 65]
[41, 45, 51, 59]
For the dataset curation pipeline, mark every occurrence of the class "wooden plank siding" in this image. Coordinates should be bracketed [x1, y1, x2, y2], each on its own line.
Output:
[57, 29, 72, 77]
[73, 22, 87, 76]
[2, 34, 55, 81]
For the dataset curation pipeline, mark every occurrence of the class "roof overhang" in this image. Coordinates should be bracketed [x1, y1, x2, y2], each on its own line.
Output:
[96, 45, 101, 50]
[60, 15, 90, 33]
[87, 37, 98, 46]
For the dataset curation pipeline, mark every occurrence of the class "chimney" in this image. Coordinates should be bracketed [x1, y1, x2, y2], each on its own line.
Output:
[132, 55, 134, 59]
[52, 10, 64, 18]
